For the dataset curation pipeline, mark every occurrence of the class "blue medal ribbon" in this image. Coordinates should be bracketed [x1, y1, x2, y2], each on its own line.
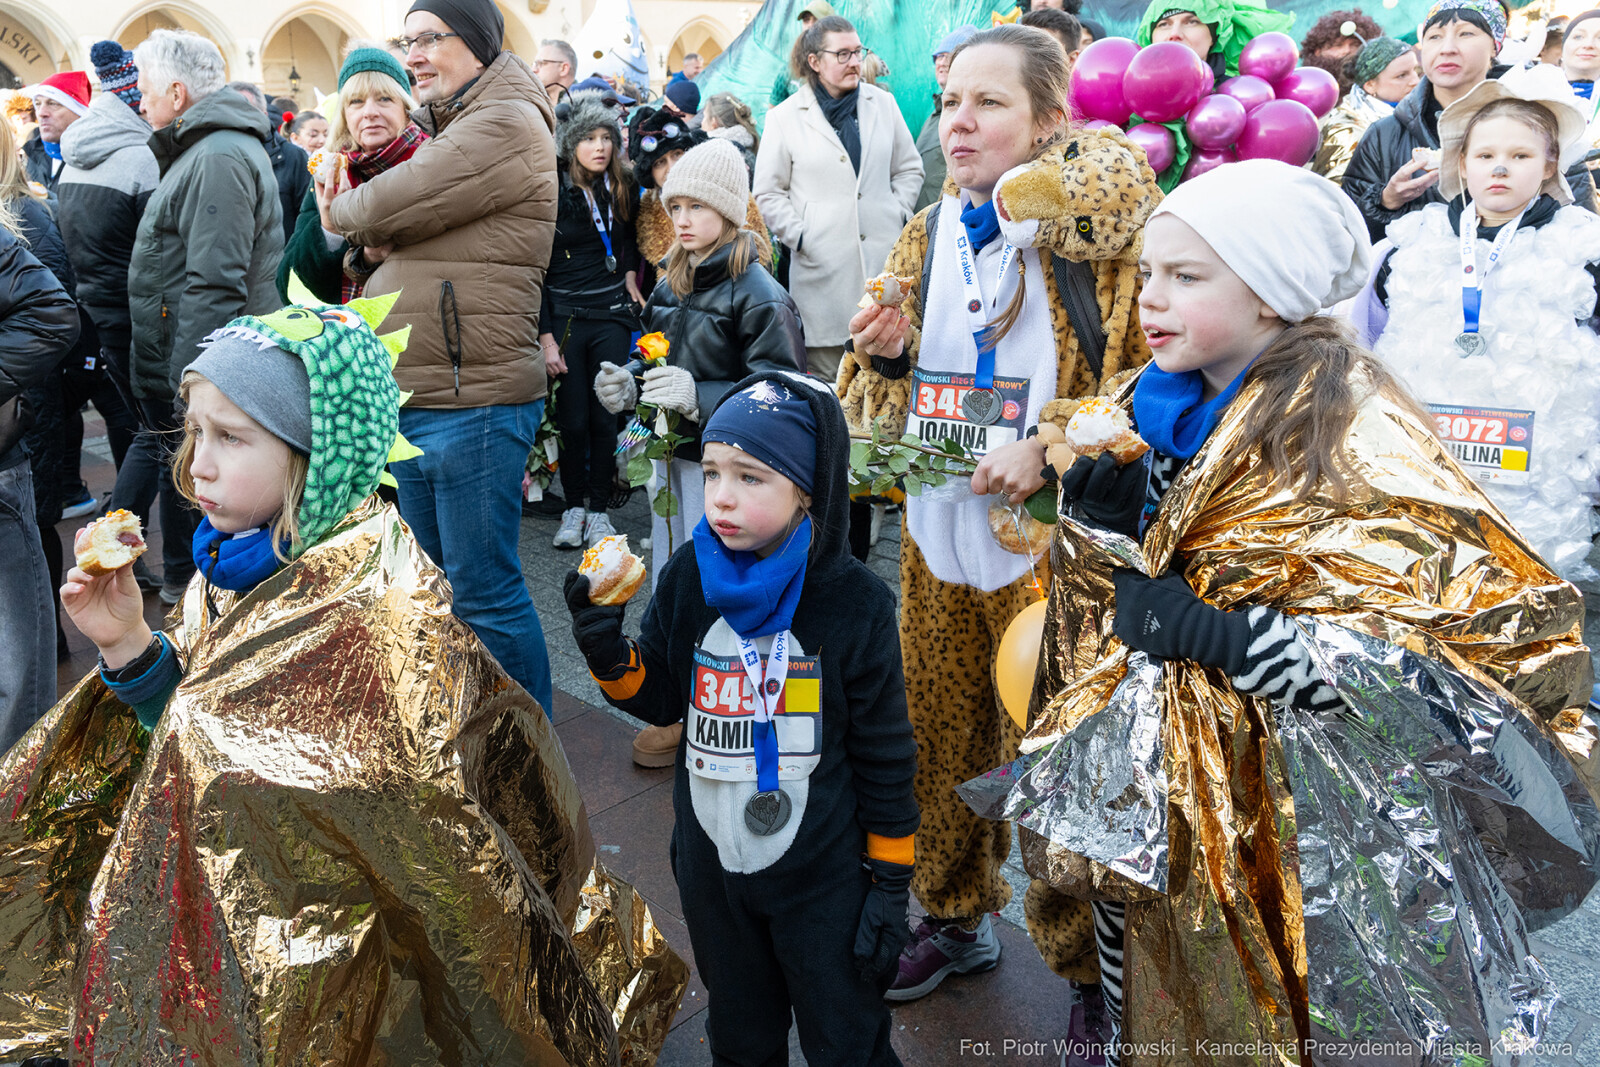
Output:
[737, 630, 790, 793]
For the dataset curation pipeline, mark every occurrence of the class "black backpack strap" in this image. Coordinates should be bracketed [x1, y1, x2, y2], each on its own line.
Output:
[1052, 255, 1107, 382]
[919, 202, 940, 315]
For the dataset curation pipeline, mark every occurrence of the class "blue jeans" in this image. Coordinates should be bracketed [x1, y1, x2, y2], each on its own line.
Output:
[392, 402, 553, 715]
[0, 462, 55, 750]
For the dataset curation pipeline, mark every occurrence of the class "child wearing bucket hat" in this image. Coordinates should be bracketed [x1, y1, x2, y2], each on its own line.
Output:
[1365, 63, 1600, 584]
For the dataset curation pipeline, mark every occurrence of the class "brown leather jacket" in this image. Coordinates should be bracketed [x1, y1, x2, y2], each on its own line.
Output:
[328, 52, 557, 409]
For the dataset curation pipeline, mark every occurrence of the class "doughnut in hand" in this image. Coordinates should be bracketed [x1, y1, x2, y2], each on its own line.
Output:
[579, 535, 646, 605]
[1065, 398, 1149, 465]
[76, 509, 147, 577]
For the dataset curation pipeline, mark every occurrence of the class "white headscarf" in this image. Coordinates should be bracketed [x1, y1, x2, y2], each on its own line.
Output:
[1150, 160, 1373, 323]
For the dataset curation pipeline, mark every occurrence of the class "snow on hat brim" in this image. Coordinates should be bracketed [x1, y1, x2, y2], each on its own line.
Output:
[1438, 64, 1589, 204]
[27, 72, 90, 116]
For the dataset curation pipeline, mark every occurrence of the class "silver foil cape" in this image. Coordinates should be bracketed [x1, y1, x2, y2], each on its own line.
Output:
[963, 607, 1600, 1065]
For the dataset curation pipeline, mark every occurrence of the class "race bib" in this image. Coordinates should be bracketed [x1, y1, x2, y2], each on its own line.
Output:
[909, 369, 1030, 457]
[687, 648, 822, 782]
[1427, 403, 1533, 485]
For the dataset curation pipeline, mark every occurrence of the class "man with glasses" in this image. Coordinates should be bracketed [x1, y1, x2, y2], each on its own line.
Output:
[754, 13, 922, 384]
[325, 0, 561, 715]
[536, 38, 578, 103]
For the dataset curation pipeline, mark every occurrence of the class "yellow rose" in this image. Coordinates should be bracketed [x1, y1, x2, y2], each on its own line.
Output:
[636, 332, 670, 365]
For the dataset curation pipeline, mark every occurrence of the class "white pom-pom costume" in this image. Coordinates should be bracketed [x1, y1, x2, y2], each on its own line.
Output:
[1376, 202, 1600, 582]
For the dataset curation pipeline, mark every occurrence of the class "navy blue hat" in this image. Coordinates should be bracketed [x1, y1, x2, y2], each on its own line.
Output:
[663, 78, 701, 115]
[702, 378, 818, 493]
[570, 74, 636, 104]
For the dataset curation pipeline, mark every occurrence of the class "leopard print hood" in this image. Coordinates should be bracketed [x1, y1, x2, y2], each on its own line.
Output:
[990, 129, 1162, 263]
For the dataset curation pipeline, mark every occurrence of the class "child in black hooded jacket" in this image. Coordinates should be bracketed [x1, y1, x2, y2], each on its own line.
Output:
[565, 371, 917, 1066]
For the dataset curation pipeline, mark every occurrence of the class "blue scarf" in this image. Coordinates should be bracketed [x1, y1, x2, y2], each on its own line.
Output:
[1132, 361, 1253, 460]
[43, 140, 62, 161]
[1572, 80, 1594, 101]
[961, 199, 1001, 254]
[191, 518, 285, 591]
[693, 516, 811, 640]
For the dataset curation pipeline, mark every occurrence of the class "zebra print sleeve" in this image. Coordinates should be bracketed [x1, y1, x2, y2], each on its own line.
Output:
[1229, 607, 1345, 715]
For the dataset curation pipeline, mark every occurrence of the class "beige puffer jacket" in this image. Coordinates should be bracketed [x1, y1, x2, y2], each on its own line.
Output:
[327, 52, 557, 409]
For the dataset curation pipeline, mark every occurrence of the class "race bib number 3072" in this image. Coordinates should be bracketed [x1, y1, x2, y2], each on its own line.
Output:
[1427, 403, 1534, 485]
[909, 369, 1030, 457]
[687, 648, 822, 782]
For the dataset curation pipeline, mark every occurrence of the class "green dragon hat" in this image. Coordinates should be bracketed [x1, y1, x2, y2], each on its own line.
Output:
[199, 287, 420, 555]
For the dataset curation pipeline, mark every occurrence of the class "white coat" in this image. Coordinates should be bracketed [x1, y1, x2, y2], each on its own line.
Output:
[754, 82, 923, 347]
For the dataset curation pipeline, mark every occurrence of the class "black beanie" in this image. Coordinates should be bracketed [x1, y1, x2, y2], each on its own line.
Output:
[407, 0, 504, 66]
[1567, 9, 1600, 42]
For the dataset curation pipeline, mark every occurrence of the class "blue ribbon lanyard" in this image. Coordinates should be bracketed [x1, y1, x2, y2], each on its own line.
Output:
[1458, 205, 1524, 337]
[585, 185, 617, 272]
[737, 630, 791, 793]
[952, 229, 1020, 390]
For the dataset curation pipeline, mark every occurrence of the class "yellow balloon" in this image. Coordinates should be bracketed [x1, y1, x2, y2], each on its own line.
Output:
[996, 599, 1049, 729]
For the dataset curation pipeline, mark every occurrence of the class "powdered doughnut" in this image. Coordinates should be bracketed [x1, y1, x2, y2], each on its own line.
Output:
[76, 509, 147, 577]
[858, 272, 916, 309]
[580, 534, 646, 605]
[1065, 397, 1149, 465]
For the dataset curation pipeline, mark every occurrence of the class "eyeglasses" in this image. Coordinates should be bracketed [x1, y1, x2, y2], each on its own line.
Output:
[398, 31, 461, 54]
[819, 46, 870, 63]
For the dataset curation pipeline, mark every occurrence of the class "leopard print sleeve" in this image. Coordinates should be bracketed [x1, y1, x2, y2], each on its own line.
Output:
[836, 206, 933, 435]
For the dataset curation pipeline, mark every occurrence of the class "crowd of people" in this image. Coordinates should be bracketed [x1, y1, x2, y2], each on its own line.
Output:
[0, 0, 1599, 1062]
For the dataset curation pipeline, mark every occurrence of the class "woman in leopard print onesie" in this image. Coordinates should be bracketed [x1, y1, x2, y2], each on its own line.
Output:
[837, 23, 1162, 1024]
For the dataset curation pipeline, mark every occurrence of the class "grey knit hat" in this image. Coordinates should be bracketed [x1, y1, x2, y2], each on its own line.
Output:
[555, 90, 623, 162]
[187, 334, 313, 455]
[659, 138, 749, 227]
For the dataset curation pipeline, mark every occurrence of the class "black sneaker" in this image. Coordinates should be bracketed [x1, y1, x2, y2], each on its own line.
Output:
[131, 557, 162, 593]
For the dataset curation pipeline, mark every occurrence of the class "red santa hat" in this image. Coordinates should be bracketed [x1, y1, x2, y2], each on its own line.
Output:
[26, 71, 91, 116]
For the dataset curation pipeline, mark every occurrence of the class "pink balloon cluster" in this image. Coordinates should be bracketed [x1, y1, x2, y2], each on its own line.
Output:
[1069, 32, 1340, 178]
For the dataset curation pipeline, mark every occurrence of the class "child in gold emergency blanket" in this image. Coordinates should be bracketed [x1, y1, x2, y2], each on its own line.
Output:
[1007, 160, 1600, 1066]
[0, 297, 685, 1065]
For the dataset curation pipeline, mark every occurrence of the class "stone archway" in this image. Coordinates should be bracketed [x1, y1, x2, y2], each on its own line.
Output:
[114, 1, 237, 76]
[260, 11, 355, 106]
[0, 1, 69, 87]
[667, 16, 729, 73]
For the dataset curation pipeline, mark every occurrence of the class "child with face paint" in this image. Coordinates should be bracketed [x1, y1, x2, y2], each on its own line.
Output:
[1365, 65, 1600, 584]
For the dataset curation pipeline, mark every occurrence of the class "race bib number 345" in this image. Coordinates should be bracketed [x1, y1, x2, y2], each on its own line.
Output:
[687, 648, 822, 782]
[1427, 403, 1534, 485]
[910, 369, 1030, 457]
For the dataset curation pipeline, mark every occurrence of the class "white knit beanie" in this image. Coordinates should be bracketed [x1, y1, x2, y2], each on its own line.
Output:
[659, 139, 749, 228]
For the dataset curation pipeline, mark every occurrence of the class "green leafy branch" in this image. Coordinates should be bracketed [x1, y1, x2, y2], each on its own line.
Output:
[847, 420, 1059, 523]
[848, 421, 978, 498]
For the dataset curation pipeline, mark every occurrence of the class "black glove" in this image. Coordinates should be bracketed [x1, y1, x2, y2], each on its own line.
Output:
[1111, 569, 1250, 674]
[1059, 452, 1147, 538]
[563, 571, 631, 676]
[853, 857, 914, 984]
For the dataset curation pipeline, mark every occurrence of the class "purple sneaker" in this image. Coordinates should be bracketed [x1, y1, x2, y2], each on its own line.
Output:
[1064, 982, 1110, 1067]
[883, 914, 1002, 1002]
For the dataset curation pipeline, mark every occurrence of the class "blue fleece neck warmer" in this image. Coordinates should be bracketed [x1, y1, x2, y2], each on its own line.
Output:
[693, 515, 811, 640]
[961, 198, 1001, 254]
[1132, 361, 1253, 460]
[192, 518, 285, 591]
[43, 140, 62, 161]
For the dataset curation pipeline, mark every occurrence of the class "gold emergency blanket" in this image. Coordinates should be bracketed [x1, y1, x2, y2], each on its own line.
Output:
[961, 380, 1600, 1066]
[0, 498, 687, 1065]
